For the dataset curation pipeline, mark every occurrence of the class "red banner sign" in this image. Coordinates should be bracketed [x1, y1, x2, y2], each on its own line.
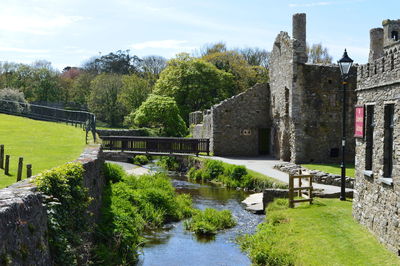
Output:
[354, 106, 364, 138]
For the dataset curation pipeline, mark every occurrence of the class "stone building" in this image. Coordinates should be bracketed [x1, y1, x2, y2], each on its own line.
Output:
[189, 83, 270, 156]
[353, 19, 400, 253]
[191, 13, 356, 163]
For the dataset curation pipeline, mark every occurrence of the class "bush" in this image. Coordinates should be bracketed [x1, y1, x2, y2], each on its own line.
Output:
[132, 155, 150, 165]
[35, 163, 90, 265]
[224, 165, 247, 181]
[0, 88, 29, 113]
[204, 159, 224, 179]
[157, 156, 180, 171]
[103, 162, 126, 183]
[184, 208, 236, 235]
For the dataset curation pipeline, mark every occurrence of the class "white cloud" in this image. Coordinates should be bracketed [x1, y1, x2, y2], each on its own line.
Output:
[0, 14, 85, 35]
[289, 2, 333, 7]
[0, 46, 49, 53]
[131, 40, 196, 50]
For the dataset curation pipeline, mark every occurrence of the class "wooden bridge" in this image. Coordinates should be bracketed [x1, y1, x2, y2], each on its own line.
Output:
[100, 136, 210, 156]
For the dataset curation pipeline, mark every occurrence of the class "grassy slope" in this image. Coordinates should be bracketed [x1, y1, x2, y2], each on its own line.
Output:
[301, 163, 355, 178]
[247, 199, 400, 265]
[0, 114, 87, 188]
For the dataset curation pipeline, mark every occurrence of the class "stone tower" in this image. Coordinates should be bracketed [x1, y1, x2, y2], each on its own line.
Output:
[369, 28, 384, 62]
[382, 19, 400, 48]
[292, 13, 308, 63]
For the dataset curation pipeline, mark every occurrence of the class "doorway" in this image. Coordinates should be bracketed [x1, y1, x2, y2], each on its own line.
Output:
[258, 128, 270, 155]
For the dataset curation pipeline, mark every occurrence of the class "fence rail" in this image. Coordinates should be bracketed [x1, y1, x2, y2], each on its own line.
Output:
[0, 99, 96, 141]
[101, 136, 210, 156]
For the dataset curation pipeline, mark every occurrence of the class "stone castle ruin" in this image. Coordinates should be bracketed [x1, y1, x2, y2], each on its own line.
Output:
[190, 13, 356, 164]
[353, 19, 400, 253]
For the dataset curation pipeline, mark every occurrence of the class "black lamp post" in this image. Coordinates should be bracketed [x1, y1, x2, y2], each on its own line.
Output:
[337, 49, 353, 201]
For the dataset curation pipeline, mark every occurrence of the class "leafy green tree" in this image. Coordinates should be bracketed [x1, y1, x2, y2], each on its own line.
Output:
[71, 72, 96, 106]
[154, 53, 234, 121]
[127, 94, 187, 137]
[307, 43, 333, 64]
[88, 74, 125, 126]
[83, 50, 141, 75]
[118, 74, 152, 113]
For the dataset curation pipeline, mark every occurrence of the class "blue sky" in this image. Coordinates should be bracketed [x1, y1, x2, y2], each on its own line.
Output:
[0, 0, 399, 70]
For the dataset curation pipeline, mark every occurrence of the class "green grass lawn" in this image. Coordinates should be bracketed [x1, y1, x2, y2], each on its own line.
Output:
[301, 163, 355, 178]
[240, 198, 400, 265]
[0, 114, 87, 188]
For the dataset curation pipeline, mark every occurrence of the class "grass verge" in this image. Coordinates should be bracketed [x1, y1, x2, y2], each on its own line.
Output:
[238, 198, 400, 266]
[0, 114, 87, 188]
[188, 158, 287, 190]
[301, 163, 355, 178]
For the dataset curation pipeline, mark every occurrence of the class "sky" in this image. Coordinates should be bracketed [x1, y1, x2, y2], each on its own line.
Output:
[0, 0, 399, 71]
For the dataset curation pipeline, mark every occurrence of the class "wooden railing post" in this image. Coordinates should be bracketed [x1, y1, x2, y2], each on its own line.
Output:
[27, 164, 32, 178]
[17, 157, 23, 181]
[289, 174, 294, 208]
[5, 155, 10, 175]
[0, 144, 4, 169]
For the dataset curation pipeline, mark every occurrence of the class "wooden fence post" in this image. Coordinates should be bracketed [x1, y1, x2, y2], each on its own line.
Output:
[26, 164, 32, 178]
[289, 174, 294, 208]
[0, 144, 4, 169]
[17, 157, 23, 181]
[5, 155, 10, 175]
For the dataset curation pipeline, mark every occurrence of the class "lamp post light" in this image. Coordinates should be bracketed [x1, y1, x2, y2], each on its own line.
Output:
[338, 49, 353, 201]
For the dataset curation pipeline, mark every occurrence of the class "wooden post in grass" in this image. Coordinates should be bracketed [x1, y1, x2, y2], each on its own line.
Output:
[0, 145, 4, 169]
[17, 157, 23, 181]
[26, 164, 32, 178]
[289, 174, 294, 208]
[5, 155, 10, 175]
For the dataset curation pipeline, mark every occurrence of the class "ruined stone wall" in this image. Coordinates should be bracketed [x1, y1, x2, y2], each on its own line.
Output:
[353, 44, 400, 253]
[0, 145, 104, 265]
[212, 83, 270, 156]
[269, 31, 295, 161]
[293, 64, 357, 163]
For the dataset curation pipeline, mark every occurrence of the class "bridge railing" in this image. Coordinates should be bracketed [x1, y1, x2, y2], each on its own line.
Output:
[101, 136, 210, 156]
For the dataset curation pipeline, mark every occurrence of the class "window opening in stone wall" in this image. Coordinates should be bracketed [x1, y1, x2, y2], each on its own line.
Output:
[391, 54, 395, 70]
[365, 105, 374, 171]
[366, 63, 370, 77]
[330, 148, 339, 158]
[391, 31, 399, 41]
[382, 58, 385, 72]
[285, 87, 289, 116]
[383, 104, 394, 177]
[374, 65, 377, 75]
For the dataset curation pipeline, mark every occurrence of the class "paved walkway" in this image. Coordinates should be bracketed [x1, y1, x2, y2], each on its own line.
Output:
[208, 155, 353, 195]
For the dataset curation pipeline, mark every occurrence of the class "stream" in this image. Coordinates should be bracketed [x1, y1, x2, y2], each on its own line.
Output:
[136, 167, 264, 266]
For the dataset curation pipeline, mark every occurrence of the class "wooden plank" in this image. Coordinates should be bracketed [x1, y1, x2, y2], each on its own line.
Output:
[292, 186, 313, 191]
[291, 175, 313, 178]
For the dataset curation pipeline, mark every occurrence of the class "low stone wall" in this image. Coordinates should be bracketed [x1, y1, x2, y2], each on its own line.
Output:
[0, 145, 104, 266]
[274, 162, 354, 189]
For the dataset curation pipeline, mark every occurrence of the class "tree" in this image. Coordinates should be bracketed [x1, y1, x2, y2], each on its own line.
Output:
[82, 50, 141, 75]
[0, 88, 29, 113]
[88, 74, 125, 126]
[307, 43, 333, 64]
[127, 94, 187, 137]
[202, 50, 259, 94]
[238, 47, 270, 68]
[154, 53, 234, 122]
[71, 72, 96, 106]
[118, 74, 152, 113]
